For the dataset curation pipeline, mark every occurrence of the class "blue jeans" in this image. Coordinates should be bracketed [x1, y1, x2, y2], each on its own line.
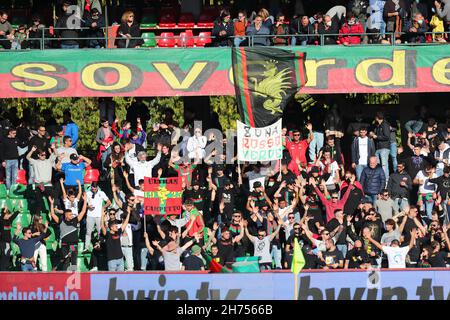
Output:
[271, 245, 282, 269]
[291, 37, 307, 46]
[419, 195, 434, 220]
[100, 147, 111, 172]
[336, 244, 347, 258]
[393, 198, 409, 213]
[356, 164, 367, 181]
[140, 248, 149, 271]
[234, 37, 245, 47]
[405, 120, 424, 134]
[122, 246, 134, 271]
[366, 194, 378, 204]
[5, 159, 18, 189]
[21, 262, 35, 272]
[375, 148, 389, 182]
[108, 258, 125, 271]
[61, 44, 79, 49]
[390, 142, 398, 173]
[309, 131, 324, 163]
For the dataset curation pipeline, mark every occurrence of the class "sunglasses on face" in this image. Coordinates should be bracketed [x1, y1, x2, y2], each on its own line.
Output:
[294, 227, 301, 230]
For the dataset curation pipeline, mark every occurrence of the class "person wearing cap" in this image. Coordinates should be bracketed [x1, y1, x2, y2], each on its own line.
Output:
[184, 180, 207, 212]
[283, 123, 314, 176]
[246, 181, 272, 212]
[56, 152, 92, 187]
[96, 118, 115, 171]
[101, 202, 131, 271]
[125, 144, 162, 186]
[84, 8, 106, 48]
[181, 245, 205, 271]
[243, 163, 269, 192]
[218, 179, 239, 224]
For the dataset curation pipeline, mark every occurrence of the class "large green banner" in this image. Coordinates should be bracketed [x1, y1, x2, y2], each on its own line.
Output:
[0, 45, 448, 98]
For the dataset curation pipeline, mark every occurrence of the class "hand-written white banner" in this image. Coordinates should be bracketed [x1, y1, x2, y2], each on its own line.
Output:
[237, 119, 283, 162]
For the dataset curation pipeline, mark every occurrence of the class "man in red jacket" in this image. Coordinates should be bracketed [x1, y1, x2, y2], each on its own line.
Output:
[313, 176, 355, 222]
[339, 13, 364, 45]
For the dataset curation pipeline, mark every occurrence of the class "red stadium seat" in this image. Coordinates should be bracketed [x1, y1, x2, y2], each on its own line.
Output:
[197, 7, 218, 28]
[159, 7, 178, 28]
[195, 32, 212, 47]
[158, 32, 176, 47]
[178, 30, 195, 47]
[84, 167, 100, 184]
[178, 12, 195, 28]
[16, 170, 27, 185]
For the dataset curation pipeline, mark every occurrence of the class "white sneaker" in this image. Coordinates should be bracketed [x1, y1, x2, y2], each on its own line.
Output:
[90, 267, 98, 272]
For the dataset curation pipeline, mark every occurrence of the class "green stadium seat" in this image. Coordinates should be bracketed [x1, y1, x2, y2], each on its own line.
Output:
[0, 198, 14, 212]
[0, 184, 8, 198]
[10, 198, 28, 212]
[142, 32, 157, 47]
[9, 184, 27, 199]
[140, 13, 157, 28]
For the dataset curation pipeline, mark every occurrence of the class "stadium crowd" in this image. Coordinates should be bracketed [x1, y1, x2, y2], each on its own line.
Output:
[0, 99, 450, 272]
[0, 0, 449, 49]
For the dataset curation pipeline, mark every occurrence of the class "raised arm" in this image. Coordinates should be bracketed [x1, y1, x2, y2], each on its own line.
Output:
[366, 234, 383, 251]
[111, 184, 124, 208]
[269, 221, 282, 242]
[48, 196, 60, 224]
[77, 193, 88, 222]
[60, 178, 67, 200]
[121, 206, 132, 232]
[100, 207, 107, 236]
[79, 154, 92, 167]
[122, 171, 135, 194]
[75, 179, 83, 201]
[143, 232, 155, 255]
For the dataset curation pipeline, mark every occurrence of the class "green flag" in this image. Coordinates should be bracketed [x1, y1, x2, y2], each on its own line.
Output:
[291, 238, 306, 274]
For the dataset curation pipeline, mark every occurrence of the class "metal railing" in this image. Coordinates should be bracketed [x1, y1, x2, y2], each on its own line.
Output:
[1, 27, 448, 50]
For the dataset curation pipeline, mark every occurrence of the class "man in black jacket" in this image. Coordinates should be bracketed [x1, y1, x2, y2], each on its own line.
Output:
[387, 161, 412, 213]
[55, 0, 81, 49]
[290, 15, 316, 45]
[370, 112, 391, 181]
[83, 8, 105, 48]
[1, 128, 19, 189]
[317, 14, 339, 45]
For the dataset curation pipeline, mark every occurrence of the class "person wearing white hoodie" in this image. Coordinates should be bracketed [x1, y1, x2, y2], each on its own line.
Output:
[434, 139, 450, 177]
[186, 128, 207, 160]
[125, 144, 162, 186]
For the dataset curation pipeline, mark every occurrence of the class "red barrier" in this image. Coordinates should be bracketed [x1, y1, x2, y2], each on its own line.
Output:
[0, 272, 91, 300]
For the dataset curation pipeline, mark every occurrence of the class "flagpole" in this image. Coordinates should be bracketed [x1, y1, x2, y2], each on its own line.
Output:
[294, 273, 298, 300]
